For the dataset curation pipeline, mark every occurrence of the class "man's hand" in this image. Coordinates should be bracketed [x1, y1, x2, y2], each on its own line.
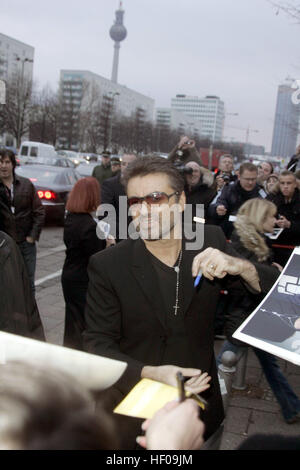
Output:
[178, 136, 195, 151]
[136, 399, 205, 450]
[106, 235, 116, 248]
[141, 365, 211, 395]
[26, 236, 35, 244]
[192, 247, 261, 292]
[216, 176, 225, 190]
[216, 204, 227, 216]
[276, 215, 291, 229]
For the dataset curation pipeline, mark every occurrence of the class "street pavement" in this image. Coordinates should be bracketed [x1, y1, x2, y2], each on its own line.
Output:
[35, 226, 300, 450]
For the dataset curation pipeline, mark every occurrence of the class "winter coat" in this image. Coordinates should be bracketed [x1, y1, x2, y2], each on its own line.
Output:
[92, 164, 113, 185]
[0, 175, 45, 243]
[224, 231, 279, 346]
[0, 231, 45, 340]
[184, 167, 217, 221]
[208, 180, 266, 237]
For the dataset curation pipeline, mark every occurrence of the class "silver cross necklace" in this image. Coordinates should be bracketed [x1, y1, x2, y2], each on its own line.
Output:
[173, 250, 183, 316]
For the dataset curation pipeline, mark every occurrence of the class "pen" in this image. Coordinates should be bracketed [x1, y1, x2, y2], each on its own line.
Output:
[191, 393, 209, 411]
[176, 371, 186, 403]
[194, 270, 203, 288]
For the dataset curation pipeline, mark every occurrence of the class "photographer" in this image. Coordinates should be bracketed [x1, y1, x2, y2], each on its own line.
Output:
[168, 136, 203, 166]
[184, 161, 217, 221]
[215, 154, 237, 191]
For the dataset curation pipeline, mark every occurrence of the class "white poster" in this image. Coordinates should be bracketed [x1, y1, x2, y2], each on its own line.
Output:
[233, 247, 300, 366]
[0, 331, 127, 390]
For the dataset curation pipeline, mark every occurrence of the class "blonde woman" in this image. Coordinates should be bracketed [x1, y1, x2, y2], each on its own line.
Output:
[217, 198, 300, 424]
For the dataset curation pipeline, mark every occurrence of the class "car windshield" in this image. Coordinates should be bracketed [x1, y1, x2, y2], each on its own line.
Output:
[16, 167, 61, 184]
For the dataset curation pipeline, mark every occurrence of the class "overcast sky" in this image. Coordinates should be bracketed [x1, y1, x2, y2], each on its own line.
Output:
[2, 0, 300, 152]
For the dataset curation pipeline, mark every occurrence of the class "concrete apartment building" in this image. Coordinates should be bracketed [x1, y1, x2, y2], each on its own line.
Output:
[171, 94, 225, 142]
[59, 69, 155, 150]
[271, 82, 300, 159]
[0, 32, 34, 81]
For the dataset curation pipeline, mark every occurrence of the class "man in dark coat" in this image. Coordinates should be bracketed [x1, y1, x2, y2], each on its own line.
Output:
[208, 162, 266, 238]
[267, 170, 300, 265]
[92, 150, 113, 185]
[0, 149, 45, 292]
[99, 154, 137, 242]
[0, 229, 45, 340]
[287, 145, 300, 173]
[183, 161, 217, 223]
[84, 156, 277, 448]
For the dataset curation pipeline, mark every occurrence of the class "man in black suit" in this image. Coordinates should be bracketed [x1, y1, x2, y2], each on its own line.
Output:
[84, 156, 277, 448]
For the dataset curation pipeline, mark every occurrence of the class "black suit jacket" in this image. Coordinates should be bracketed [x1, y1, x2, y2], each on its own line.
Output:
[84, 225, 278, 439]
[100, 174, 131, 241]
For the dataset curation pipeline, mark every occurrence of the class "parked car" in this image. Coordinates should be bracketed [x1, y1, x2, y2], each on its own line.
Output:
[26, 157, 76, 168]
[57, 150, 85, 166]
[15, 165, 80, 225]
[18, 141, 57, 164]
[76, 161, 99, 178]
[79, 153, 99, 162]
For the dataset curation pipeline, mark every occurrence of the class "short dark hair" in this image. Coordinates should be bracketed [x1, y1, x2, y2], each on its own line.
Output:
[0, 149, 16, 172]
[239, 162, 258, 175]
[122, 155, 185, 195]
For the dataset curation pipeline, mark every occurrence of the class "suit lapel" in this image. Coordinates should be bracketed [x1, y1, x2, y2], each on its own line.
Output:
[131, 239, 167, 330]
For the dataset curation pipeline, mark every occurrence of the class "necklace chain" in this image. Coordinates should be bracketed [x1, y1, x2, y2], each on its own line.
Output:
[173, 250, 182, 316]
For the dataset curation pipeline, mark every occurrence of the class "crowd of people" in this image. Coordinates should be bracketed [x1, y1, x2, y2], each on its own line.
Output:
[0, 138, 300, 451]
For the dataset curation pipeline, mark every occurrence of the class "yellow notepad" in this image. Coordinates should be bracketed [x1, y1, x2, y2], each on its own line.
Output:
[114, 378, 179, 419]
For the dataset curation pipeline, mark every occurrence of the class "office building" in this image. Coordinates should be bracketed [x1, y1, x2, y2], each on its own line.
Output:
[171, 94, 225, 142]
[271, 82, 300, 158]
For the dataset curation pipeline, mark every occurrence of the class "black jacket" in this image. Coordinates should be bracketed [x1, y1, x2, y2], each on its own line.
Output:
[0, 175, 45, 243]
[100, 173, 131, 241]
[0, 184, 16, 238]
[224, 231, 280, 345]
[267, 188, 300, 247]
[0, 231, 45, 340]
[184, 177, 217, 222]
[287, 154, 300, 172]
[208, 181, 266, 237]
[83, 225, 278, 440]
[62, 212, 106, 285]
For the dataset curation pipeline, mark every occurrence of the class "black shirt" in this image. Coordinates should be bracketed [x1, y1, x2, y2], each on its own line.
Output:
[149, 251, 193, 367]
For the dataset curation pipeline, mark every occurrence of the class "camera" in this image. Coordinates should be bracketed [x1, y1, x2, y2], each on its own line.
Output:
[221, 174, 230, 183]
[174, 162, 193, 176]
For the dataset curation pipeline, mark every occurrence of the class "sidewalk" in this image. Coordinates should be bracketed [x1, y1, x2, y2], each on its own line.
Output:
[214, 339, 300, 449]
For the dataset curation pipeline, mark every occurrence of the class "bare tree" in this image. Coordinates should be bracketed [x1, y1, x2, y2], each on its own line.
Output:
[0, 71, 34, 148]
[30, 85, 61, 146]
[268, 0, 300, 21]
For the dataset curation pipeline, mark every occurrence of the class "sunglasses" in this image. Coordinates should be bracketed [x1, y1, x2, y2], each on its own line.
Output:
[127, 191, 179, 208]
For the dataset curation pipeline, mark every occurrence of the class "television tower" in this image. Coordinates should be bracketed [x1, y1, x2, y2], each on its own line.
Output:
[110, 1, 127, 83]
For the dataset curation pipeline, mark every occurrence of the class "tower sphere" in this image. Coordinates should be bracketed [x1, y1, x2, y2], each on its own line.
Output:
[110, 24, 127, 42]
